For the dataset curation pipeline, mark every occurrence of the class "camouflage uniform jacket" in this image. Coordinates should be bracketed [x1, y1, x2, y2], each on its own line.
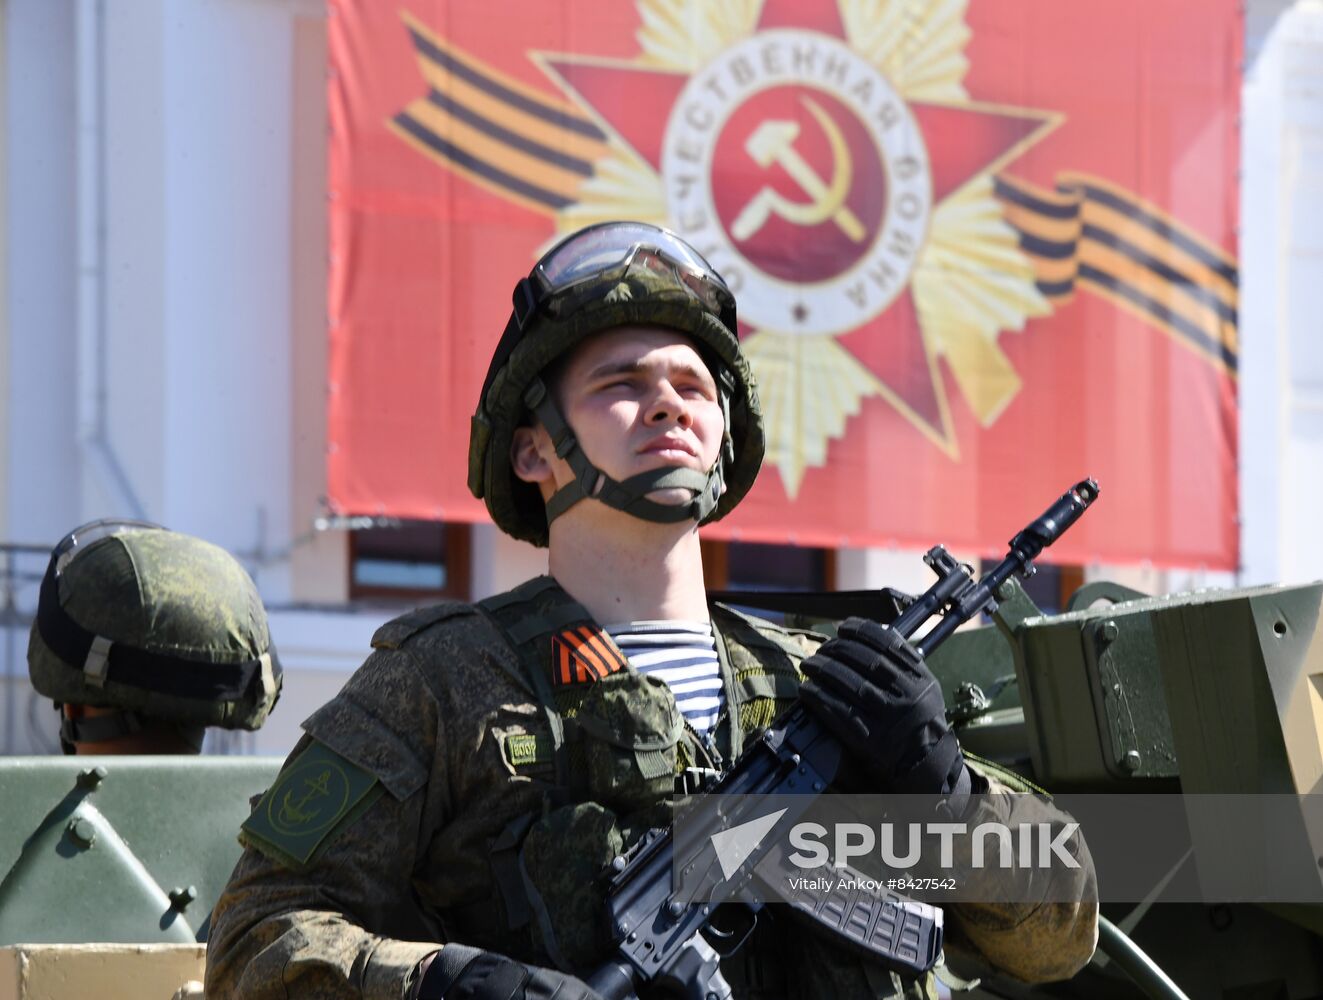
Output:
[205, 576, 1097, 999]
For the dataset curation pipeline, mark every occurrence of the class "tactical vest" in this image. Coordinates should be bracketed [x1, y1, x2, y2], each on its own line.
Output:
[471, 577, 943, 1000]
[469, 579, 804, 971]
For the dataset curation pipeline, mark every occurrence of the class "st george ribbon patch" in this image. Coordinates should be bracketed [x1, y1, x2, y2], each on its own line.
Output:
[242, 741, 383, 867]
[552, 624, 628, 687]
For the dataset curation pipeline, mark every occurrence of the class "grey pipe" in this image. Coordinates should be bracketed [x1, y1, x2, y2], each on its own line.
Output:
[1096, 914, 1190, 1000]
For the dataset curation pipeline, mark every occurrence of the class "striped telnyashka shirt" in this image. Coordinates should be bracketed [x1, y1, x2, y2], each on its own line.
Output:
[604, 620, 724, 740]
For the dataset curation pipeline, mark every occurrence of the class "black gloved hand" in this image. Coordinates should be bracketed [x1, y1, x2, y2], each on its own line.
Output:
[799, 617, 970, 802]
[416, 944, 605, 1000]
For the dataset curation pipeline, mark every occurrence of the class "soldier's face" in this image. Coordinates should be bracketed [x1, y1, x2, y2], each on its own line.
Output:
[515, 326, 726, 509]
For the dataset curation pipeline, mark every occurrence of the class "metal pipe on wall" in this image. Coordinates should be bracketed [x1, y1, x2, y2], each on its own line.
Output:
[75, 0, 146, 523]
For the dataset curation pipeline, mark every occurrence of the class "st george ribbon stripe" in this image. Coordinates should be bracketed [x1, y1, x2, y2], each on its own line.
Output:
[550, 625, 627, 686]
[392, 112, 575, 210]
[999, 172, 1237, 279]
[1083, 223, 1237, 325]
[562, 630, 601, 680]
[1079, 264, 1237, 370]
[394, 13, 609, 214]
[1076, 180, 1238, 287]
[993, 176, 1080, 221]
[1017, 232, 1078, 261]
[405, 25, 606, 141]
[571, 626, 626, 678]
[1037, 279, 1075, 298]
[994, 171, 1239, 371]
[425, 88, 597, 177]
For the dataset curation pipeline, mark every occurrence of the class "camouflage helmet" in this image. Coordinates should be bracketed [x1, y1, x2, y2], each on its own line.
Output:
[28, 520, 282, 749]
[468, 221, 764, 547]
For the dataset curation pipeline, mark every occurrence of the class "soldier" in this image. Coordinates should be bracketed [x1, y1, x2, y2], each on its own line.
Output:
[206, 222, 1097, 999]
[28, 519, 282, 755]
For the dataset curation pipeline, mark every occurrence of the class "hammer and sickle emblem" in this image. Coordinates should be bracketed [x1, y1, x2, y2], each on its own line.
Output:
[279, 768, 332, 827]
[730, 96, 865, 243]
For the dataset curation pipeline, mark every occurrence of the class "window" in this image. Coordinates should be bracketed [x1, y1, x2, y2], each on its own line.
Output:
[349, 521, 470, 601]
[726, 541, 833, 591]
[701, 539, 835, 624]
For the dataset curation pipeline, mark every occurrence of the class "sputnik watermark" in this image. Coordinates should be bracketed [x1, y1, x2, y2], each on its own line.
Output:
[676, 797, 1093, 907]
[787, 821, 1083, 870]
[676, 791, 1323, 905]
[788, 874, 958, 893]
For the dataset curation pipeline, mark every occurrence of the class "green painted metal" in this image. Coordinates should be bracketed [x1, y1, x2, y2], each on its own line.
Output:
[926, 618, 1017, 710]
[943, 707, 1030, 774]
[0, 755, 281, 945]
[932, 578, 1323, 793]
[1007, 583, 1180, 788]
[1066, 580, 1151, 612]
[929, 577, 1323, 995]
[1150, 582, 1323, 795]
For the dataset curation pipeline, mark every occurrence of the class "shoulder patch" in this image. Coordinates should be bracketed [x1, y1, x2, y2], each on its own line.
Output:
[551, 625, 628, 687]
[240, 741, 384, 868]
[371, 601, 474, 650]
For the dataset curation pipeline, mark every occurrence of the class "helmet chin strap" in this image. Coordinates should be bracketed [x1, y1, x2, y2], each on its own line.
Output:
[523, 378, 727, 530]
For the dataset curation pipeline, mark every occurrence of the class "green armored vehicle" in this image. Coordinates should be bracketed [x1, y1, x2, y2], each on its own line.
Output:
[923, 575, 1323, 998]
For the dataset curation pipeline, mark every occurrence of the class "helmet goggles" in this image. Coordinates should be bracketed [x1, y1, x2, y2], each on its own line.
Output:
[515, 222, 735, 331]
[480, 224, 737, 406]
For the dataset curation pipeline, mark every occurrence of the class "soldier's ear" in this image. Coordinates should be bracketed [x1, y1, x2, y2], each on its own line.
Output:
[510, 424, 555, 486]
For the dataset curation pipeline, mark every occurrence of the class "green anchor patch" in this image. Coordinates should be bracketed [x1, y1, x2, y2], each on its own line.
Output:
[242, 741, 383, 867]
[279, 768, 334, 829]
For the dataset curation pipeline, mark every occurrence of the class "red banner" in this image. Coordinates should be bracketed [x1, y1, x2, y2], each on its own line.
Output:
[328, 0, 1240, 568]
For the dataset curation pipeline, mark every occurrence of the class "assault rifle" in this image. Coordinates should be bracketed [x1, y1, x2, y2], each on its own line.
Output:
[585, 479, 1100, 1000]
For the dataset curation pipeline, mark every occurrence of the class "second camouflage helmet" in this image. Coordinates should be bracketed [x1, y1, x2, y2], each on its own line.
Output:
[28, 521, 282, 738]
[468, 221, 764, 546]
